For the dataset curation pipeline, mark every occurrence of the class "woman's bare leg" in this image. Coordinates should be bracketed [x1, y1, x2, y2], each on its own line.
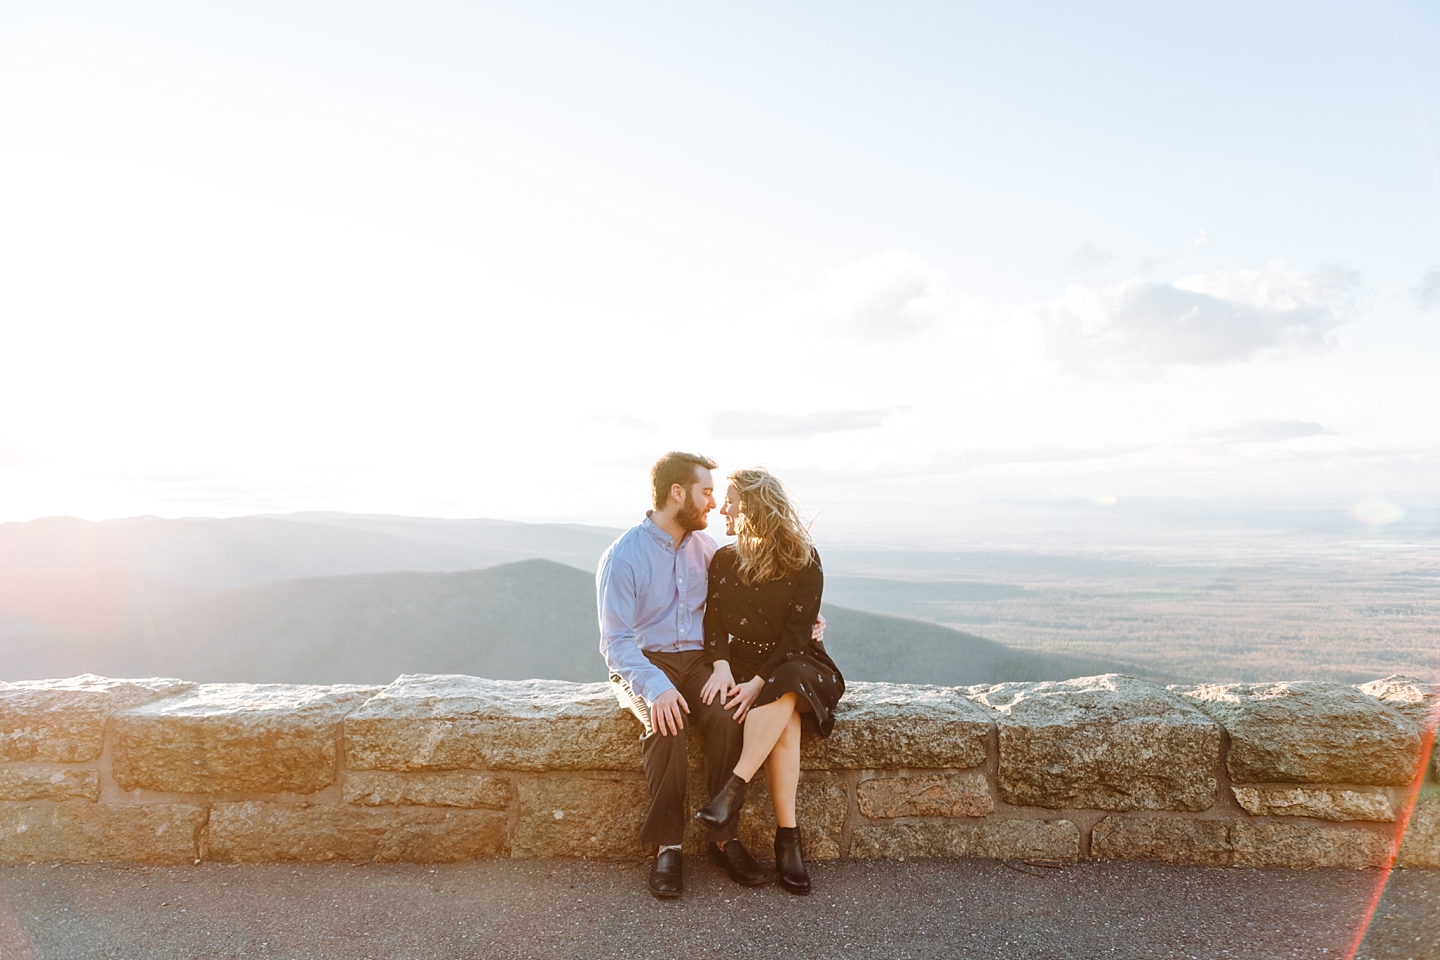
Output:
[732, 692, 798, 782]
[764, 710, 802, 828]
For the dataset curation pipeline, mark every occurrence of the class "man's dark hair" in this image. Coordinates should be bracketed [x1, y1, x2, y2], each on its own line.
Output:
[651, 451, 718, 510]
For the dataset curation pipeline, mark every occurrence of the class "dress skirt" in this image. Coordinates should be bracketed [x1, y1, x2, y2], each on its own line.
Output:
[730, 638, 845, 738]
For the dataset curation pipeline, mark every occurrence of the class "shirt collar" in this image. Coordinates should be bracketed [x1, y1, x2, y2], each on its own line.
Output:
[642, 512, 689, 551]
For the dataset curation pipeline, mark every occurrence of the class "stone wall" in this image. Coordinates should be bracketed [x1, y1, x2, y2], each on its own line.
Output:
[2, 672, 1436, 869]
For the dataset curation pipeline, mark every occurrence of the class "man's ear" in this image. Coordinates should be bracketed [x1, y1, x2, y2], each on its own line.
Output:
[671, 483, 686, 504]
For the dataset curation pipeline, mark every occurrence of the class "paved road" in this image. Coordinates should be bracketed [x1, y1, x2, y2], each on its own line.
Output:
[1, 857, 1436, 960]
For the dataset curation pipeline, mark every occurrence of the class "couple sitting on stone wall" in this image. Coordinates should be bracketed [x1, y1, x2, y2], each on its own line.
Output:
[597, 452, 846, 899]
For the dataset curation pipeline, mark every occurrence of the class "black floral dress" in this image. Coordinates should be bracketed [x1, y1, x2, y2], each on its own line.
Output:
[703, 545, 845, 737]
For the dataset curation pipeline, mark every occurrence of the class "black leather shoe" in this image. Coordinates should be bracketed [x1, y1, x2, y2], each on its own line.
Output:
[648, 848, 683, 899]
[694, 773, 749, 831]
[774, 827, 811, 895]
[707, 839, 770, 887]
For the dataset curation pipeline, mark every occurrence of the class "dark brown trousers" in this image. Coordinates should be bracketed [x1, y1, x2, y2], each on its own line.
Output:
[610, 649, 743, 848]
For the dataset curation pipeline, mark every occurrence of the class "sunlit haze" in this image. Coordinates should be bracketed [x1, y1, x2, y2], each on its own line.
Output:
[3, 2, 1438, 532]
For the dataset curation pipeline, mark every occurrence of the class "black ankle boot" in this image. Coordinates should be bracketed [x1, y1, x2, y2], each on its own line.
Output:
[707, 839, 770, 887]
[694, 773, 748, 831]
[774, 826, 811, 895]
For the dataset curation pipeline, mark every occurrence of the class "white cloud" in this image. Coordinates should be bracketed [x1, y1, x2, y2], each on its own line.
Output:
[783, 251, 946, 341]
[1036, 260, 1362, 380]
[1060, 240, 1113, 272]
[1413, 266, 1440, 312]
[709, 408, 900, 439]
[1196, 418, 1332, 443]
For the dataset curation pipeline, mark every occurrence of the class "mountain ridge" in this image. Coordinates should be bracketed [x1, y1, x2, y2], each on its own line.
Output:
[0, 558, 1157, 686]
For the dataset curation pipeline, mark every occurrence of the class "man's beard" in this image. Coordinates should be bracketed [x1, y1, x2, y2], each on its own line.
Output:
[675, 490, 709, 532]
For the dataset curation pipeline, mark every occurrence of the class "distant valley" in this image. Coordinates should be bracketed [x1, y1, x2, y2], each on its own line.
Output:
[0, 559, 1142, 686]
[1, 511, 1435, 685]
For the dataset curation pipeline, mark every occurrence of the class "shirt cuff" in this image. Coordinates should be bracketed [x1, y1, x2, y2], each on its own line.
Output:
[637, 672, 675, 706]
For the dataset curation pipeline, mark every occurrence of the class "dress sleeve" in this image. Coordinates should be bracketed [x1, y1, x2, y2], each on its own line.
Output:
[754, 550, 823, 682]
[703, 554, 732, 665]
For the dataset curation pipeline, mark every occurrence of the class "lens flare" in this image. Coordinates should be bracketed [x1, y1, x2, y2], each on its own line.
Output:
[1348, 498, 1406, 530]
[0, 881, 37, 957]
[1343, 691, 1439, 959]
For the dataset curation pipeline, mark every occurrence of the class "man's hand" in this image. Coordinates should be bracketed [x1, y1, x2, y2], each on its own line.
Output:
[723, 676, 767, 723]
[701, 661, 736, 706]
[812, 612, 826, 644]
[651, 688, 689, 736]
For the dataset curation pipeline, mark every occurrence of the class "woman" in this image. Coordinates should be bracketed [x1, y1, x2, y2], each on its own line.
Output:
[694, 467, 845, 895]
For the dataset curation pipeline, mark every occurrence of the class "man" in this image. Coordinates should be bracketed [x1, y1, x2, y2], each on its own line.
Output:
[598, 451, 792, 899]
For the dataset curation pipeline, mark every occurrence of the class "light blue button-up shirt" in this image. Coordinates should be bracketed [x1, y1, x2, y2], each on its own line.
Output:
[596, 514, 718, 705]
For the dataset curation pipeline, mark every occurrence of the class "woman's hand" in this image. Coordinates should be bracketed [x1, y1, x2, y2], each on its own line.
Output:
[700, 661, 735, 706]
[723, 676, 767, 722]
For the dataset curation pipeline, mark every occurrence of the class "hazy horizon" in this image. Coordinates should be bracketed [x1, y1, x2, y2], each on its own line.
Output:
[7, 494, 1438, 543]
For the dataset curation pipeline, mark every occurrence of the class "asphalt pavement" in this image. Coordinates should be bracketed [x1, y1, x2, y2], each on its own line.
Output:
[2, 857, 1437, 960]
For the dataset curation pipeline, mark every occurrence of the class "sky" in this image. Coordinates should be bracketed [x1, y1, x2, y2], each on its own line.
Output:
[2, 1, 1438, 528]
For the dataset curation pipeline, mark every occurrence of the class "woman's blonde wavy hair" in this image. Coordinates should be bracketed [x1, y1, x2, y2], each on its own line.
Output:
[728, 467, 814, 585]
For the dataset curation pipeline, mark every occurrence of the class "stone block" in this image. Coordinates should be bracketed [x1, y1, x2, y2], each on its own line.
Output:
[966, 675, 1219, 811]
[850, 819, 1079, 861]
[1357, 676, 1439, 731]
[345, 675, 640, 773]
[1091, 816, 1232, 866]
[344, 771, 512, 810]
[1359, 676, 1439, 782]
[858, 773, 993, 819]
[1232, 786, 1395, 822]
[1398, 793, 1440, 867]
[0, 802, 203, 863]
[1231, 819, 1392, 869]
[1174, 681, 1419, 786]
[0, 675, 191, 763]
[206, 801, 508, 862]
[732, 777, 848, 861]
[0, 766, 99, 802]
[113, 684, 377, 795]
[803, 682, 991, 771]
[511, 777, 649, 860]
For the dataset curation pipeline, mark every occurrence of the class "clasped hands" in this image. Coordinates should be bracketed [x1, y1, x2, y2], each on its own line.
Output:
[647, 662, 760, 737]
[700, 661, 766, 722]
[649, 614, 825, 736]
